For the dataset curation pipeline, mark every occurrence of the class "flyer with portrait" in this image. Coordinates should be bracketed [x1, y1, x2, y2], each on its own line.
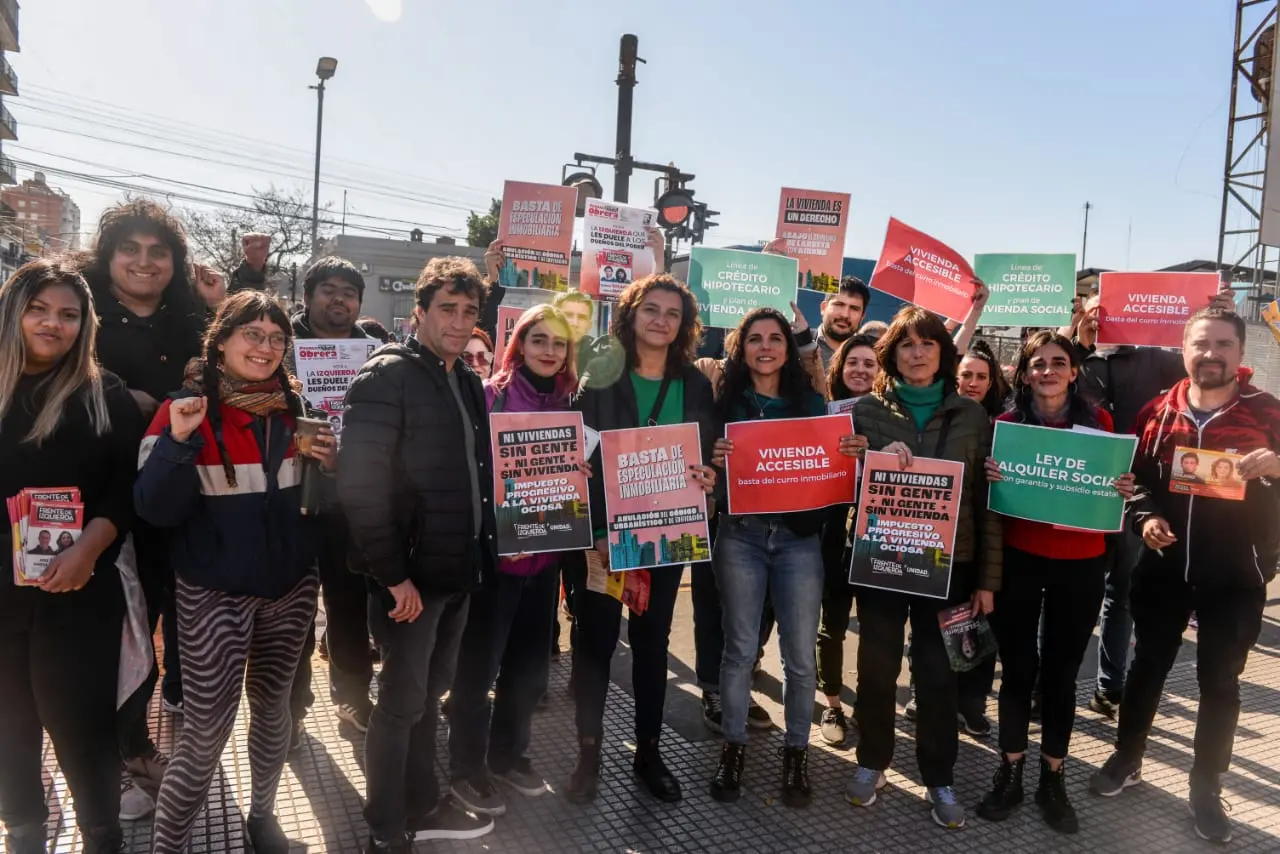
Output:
[293, 339, 379, 436]
[581, 199, 658, 300]
[1169, 446, 1246, 501]
[849, 451, 964, 599]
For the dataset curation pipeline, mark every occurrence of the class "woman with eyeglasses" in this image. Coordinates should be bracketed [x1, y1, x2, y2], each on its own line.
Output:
[136, 291, 338, 854]
[464, 328, 495, 380]
[0, 259, 145, 854]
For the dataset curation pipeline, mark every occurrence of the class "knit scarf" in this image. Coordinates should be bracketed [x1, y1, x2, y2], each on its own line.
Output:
[182, 358, 297, 416]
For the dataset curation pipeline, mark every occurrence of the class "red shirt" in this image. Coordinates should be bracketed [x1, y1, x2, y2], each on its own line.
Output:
[996, 407, 1116, 561]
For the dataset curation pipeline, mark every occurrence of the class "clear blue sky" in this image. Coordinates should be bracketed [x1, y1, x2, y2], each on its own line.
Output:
[11, 0, 1235, 270]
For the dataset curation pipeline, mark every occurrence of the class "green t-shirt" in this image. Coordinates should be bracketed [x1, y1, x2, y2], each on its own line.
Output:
[630, 372, 684, 426]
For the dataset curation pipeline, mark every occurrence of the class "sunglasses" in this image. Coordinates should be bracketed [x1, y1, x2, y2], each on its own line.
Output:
[462, 351, 493, 367]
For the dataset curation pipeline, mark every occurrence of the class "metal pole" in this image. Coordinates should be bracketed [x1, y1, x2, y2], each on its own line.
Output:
[613, 34, 638, 203]
[310, 79, 326, 255]
[342, 189, 347, 236]
[1081, 201, 1092, 268]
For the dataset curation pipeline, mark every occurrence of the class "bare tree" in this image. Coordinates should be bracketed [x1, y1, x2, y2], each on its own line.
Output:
[183, 185, 330, 278]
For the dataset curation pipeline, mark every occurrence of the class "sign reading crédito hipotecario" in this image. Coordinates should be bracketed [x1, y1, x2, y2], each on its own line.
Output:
[870, 218, 977, 321]
[582, 199, 658, 300]
[974, 253, 1076, 327]
[687, 247, 799, 330]
[775, 187, 851, 293]
[496, 180, 577, 291]
[723, 414, 856, 514]
[1096, 271, 1221, 349]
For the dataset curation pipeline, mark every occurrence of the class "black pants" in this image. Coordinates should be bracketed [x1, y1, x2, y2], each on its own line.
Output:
[690, 560, 773, 693]
[449, 565, 559, 780]
[291, 517, 374, 718]
[958, 653, 996, 711]
[0, 577, 123, 841]
[572, 563, 682, 741]
[991, 547, 1106, 757]
[854, 579, 968, 787]
[1116, 561, 1265, 783]
[816, 589, 854, 698]
[553, 558, 586, 652]
[364, 589, 469, 841]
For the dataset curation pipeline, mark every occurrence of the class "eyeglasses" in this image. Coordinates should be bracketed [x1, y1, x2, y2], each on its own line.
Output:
[238, 327, 288, 351]
[462, 351, 493, 367]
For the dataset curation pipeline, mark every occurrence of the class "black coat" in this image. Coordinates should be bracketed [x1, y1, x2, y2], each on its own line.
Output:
[338, 337, 497, 594]
[93, 287, 206, 403]
[1071, 340, 1185, 435]
[574, 364, 720, 536]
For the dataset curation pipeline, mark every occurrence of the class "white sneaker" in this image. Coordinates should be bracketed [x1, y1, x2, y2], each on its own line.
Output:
[120, 773, 155, 821]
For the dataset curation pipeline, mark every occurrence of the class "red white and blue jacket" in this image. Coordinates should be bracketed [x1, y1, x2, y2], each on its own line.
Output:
[134, 392, 315, 598]
[1128, 368, 1280, 588]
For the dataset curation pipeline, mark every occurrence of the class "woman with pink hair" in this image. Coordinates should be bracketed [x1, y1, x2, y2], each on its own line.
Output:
[445, 304, 579, 817]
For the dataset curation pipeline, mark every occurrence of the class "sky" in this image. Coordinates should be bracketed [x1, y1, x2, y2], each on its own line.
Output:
[7, 0, 1241, 271]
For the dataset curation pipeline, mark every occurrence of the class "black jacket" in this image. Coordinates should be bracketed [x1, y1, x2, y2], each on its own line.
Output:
[574, 364, 720, 537]
[93, 287, 206, 403]
[229, 261, 267, 294]
[338, 337, 497, 594]
[1072, 340, 1185, 434]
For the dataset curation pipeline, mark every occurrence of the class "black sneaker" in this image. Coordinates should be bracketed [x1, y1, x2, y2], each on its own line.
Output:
[710, 742, 746, 803]
[5, 824, 47, 854]
[958, 703, 992, 738]
[701, 691, 723, 733]
[819, 707, 848, 746]
[1089, 690, 1120, 721]
[977, 755, 1025, 822]
[1190, 784, 1233, 843]
[903, 698, 918, 722]
[780, 746, 811, 808]
[1088, 752, 1142, 797]
[449, 775, 506, 816]
[409, 797, 495, 842]
[363, 834, 411, 854]
[746, 698, 773, 730]
[1035, 759, 1079, 834]
[245, 814, 291, 854]
[634, 739, 682, 803]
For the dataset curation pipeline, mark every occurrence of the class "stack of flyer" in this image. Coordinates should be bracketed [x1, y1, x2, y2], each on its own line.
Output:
[6, 487, 83, 586]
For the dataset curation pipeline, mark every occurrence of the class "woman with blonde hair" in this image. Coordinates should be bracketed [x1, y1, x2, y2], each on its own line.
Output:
[0, 258, 145, 854]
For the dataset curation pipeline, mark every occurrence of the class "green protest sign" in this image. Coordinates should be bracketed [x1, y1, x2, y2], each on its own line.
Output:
[989, 421, 1137, 532]
[688, 247, 799, 329]
[974, 253, 1076, 327]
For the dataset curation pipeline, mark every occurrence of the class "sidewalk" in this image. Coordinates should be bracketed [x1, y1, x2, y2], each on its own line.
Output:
[36, 579, 1280, 853]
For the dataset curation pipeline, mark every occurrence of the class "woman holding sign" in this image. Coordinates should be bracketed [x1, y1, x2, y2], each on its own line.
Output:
[568, 275, 718, 806]
[707, 307, 865, 807]
[446, 304, 578, 816]
[978, 331, 1134, 834]
[845, 306, 1001, 831]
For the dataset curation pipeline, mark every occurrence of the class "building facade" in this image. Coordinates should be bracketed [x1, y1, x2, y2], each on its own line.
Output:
[1, 171, 80, 251]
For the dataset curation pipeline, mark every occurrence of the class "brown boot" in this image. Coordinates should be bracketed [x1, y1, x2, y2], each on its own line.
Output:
[566, 736, 601, 804]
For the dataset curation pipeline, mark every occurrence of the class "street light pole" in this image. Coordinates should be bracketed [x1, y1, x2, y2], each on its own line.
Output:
[613, 34, 640, 204]
[310, 57, 338, 256]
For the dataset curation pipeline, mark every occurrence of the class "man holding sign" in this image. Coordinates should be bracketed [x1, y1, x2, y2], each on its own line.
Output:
[1089, 307, 1280, 845]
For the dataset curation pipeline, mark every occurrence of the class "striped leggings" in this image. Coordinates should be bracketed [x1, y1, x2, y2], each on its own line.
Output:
[151, 574, 319, 854]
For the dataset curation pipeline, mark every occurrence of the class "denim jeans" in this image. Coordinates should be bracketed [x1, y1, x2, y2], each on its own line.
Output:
[691, 560, 773, 693]
[1097, 528, 1141, 700]
[448, 565, 559, 780]
[363, 589, 469, 841]
[713, 516, 823, 748]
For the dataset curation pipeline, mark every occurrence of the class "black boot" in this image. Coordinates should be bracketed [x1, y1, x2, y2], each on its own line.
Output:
[780, 746, 811, 808]
[80, 825, 123, 854]
[566, 737, 602, 805]
[633, 738, 682, 802]
[977, 755, 1025, 821]
[4, 824, 47, 854]
[1035, 758, 1079, 834]
[709, 742, 746, 803]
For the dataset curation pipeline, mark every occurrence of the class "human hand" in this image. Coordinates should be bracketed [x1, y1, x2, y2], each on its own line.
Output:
[646, 227, 666, 274]
[387, 579, 423, 623]
[790, 301, 809, 336]
[307, 426, 338, 472]
[1142, 516, 1177, 550]
[985, 457, 1004, 483]
[1237, 448, 1280, 480]
[170, 397, 208, 443]
[484, 240, 505, 282]
[578, 459, 594, 479]
[711, 438, 734, 468]
[193, 263, 226, 307]
[35, 544, 96, 593]
[883, 441, 914, 469]
[761, 237, 788, 256]
[1113, 472, 1136, 499]
[971, 278, 990, 307]
[838, 434, 868, 458]
[970, 589, 994, 617]
[689, 464, 716, 494]
[594, 537, 610, 570]
[1211, 285, 1237, 313]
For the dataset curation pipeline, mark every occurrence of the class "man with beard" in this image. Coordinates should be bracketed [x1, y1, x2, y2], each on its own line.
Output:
[1089, 306, 1280, 844]
[288, 256, 378, 744]
[814, 276, 870, 370]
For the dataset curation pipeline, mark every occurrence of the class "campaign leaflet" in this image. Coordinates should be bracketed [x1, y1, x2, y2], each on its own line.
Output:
[724, 415, 856, 515]
[293, 339, 379, 436]
[600, 423, 710, 571]
[584, 547, 651, 616]
[496, 180, 577, 291]
[6, 487, 83, 586]
[938, 603, 998, 673]
[870, 218, 977, 321]
[1096, 272, 1220, 349]
[1169, 446, 1246, 501]
[774, 187, 851, 293]
[581, 199, 658, 300]
[490, 411, 593, 556]
[826, 398, 857, 417]
[850, 451, 964, 600]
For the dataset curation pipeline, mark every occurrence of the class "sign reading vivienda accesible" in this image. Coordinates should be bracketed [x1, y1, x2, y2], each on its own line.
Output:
[687, 246, 799, 329]
[974, 253, 1076, 327]
[1096, 271, 1221, 349]
[723, 414, 856, 514]
[870, 218, 978, 321]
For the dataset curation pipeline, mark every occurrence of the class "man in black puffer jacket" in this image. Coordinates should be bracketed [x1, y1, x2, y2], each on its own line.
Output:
[339, 257, 498, 852]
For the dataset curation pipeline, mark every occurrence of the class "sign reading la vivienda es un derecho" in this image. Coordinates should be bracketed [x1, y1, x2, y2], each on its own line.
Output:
[850, 451, 964, 600]
[974, 253, 1076, 327]
[490, 411, 593, 556]
[688, 247, 799, 330]
[774, 187, 851, 293]
[723, 415, 856, 515]
[989, 422, 1138, 533]
[600, 423, 710, 571]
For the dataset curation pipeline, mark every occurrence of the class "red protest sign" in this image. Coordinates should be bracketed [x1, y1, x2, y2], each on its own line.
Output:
[724, 414, 856, 515]
[1096, 272, 1221, 349]
[870, 218, 976, 321]
[496, 305, 525, 358]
